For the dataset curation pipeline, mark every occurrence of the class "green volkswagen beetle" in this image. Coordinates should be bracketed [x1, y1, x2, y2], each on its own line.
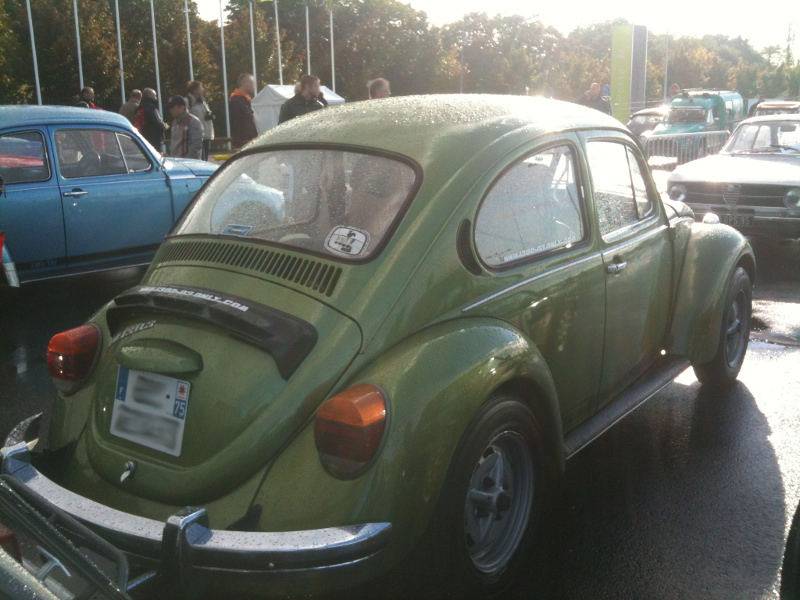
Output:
[2, 95, 755, 598]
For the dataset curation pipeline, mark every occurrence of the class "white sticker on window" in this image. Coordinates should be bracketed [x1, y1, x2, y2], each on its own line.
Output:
[325, 226, 370, 257]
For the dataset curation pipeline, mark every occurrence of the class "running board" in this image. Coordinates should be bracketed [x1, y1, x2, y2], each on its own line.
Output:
[564, 356, 690, 460]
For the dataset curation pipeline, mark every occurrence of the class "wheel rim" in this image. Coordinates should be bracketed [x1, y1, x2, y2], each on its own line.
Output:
[724, 288, 749, 367]
[464, 430, 534, 575]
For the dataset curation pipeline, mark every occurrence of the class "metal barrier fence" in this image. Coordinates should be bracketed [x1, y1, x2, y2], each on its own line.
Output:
[643, 130, 730, 171]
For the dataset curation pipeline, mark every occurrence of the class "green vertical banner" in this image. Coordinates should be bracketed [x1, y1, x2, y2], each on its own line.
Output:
[611, 25, 633, 122]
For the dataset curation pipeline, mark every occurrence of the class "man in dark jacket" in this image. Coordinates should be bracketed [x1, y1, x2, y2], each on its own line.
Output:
[229, 73, 258, 150]
[278, 75, 325, 125]
[136, 88, 168, 152]
[76, 87, 101, 109]
[576, 83, 612, 115]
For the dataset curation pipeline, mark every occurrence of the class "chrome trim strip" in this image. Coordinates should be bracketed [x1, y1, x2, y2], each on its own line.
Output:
[462, 253, 601, 312]
[603, 224, 667, 253]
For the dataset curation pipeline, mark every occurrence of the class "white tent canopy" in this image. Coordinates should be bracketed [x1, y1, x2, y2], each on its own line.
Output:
[251, 84, 345, 134]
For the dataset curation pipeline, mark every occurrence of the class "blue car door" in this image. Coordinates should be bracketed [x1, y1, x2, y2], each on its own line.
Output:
[51, 125, 173, 268]
[0, 128, 67, 280]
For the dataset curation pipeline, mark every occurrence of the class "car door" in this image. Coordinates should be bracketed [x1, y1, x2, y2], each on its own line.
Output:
[472, 137, 606, 430]
[0, 128, 66, 280]
[51, 125, 172, 268]
[582, 133, 673, 406]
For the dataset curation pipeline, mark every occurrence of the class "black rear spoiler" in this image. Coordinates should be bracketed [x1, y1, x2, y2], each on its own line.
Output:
[106, 285, 317, 379]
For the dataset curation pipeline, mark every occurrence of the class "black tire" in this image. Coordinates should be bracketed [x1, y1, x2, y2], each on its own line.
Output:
[414, 395, 546, 599]
[693, 266, 752, 387]
[781, 501, 800, 599]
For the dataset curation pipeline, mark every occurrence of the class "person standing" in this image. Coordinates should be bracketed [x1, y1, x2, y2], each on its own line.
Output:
[119, 89, 142, 124]
[167, 95, 203, 160]
[669, 83, 681, 98]
[136, 88, 169, 151]
[749, 95, 766, 117]
[368, 78, 391, 99]
[187, 81, 215, 161]
[278, 75, 325, 125]
[228, 73, 258, 150]
[76, 87, 101, 109]
[576, 83, 612, 115]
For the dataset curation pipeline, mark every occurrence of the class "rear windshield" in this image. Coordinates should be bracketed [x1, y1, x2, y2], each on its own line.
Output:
[667, 107, 706, 123]
[174, 148, 418, 260]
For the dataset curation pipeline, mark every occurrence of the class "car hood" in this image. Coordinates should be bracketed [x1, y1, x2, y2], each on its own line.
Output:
[668, 154, 800, 186]
[163, 158, 218, 177]
[83, 266, 361, 506]
[653, 122, 705, 135]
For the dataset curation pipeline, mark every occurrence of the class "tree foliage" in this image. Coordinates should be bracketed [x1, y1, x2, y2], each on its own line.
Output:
[1, 0, 798, 116]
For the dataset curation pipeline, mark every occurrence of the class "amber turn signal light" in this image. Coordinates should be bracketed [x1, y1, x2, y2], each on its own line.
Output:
[47, 325, 101, 394]
[314, 384, 388, 478]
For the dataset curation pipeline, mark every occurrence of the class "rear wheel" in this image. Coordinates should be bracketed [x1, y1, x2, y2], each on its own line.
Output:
[693, 266, 752, 387]
[416, 395, 546, 598]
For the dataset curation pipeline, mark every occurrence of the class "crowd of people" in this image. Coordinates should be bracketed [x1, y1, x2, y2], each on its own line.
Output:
[72, 74, 391, 162]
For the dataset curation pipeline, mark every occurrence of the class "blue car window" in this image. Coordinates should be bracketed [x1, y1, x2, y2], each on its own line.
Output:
[116, 133, 152, 173]
[0, 130, 50, 184]
[475, 145, 585, 267]
[55, 129, 127, 179]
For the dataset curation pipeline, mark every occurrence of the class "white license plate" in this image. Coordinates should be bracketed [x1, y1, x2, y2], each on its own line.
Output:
[723, 214, 754, 227]
[110, 367, 190, 456]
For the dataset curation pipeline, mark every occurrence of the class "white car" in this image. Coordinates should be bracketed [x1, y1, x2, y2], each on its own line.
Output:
[667, 114, 800, 238]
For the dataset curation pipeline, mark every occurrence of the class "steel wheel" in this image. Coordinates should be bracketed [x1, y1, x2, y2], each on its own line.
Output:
[724, 287, 748, 367]
[464, 430, 535, 575]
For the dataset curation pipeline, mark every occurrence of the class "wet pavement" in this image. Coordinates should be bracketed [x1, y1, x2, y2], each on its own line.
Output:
[0, 241, 798, 599]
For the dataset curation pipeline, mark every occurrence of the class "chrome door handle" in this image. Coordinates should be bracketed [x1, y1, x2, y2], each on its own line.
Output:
[62, 190, 87, 197]
[606, 261, 628, 274]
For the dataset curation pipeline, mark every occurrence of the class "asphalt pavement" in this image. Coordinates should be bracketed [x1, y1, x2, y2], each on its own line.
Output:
[0, 240, 798, 599]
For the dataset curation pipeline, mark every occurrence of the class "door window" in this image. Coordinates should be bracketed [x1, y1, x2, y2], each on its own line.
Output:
[475, 145, 585, 267]
[116, 133, 152, 173]
[55, 129, 127, 179]
[0, 131, 50, 184]
[587, 141, 653, 238]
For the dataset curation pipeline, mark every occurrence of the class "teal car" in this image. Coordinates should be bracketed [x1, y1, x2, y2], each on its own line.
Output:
[2, 96, 755, 598]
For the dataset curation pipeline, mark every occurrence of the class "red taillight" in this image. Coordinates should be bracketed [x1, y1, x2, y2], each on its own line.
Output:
[314, 384, 388, 478]
[47, 325, 100, 394]
[0, 522, 21, 563]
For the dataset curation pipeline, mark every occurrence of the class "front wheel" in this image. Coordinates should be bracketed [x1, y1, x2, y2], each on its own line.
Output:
[693, 266, 752, 387]
[417, 396, 546, 598]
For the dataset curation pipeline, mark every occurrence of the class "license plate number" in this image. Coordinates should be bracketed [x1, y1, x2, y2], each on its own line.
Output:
[723, 214, 754, 227]
[110, 367, 190, 456]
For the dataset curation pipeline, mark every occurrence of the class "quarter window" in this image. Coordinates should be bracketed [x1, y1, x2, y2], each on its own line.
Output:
[475, 145, 585, 267]
[55, 129, 127, 178]
[587, 141, 653, 238]
[116, 133, 152, 172]
[0, 131, 50, 184]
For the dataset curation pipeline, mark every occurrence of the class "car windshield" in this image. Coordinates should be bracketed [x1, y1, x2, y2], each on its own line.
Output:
[173, 148, 418, 260]
[724, 121, 800, 154]
[667, 107, 706, 123]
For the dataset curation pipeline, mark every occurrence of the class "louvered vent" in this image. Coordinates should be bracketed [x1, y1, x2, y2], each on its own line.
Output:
[153, 240, 342, 297]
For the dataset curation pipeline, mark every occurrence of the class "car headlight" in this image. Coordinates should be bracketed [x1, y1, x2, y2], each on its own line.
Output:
[784, 187, 800, 209]
[668, 183, 687, 202]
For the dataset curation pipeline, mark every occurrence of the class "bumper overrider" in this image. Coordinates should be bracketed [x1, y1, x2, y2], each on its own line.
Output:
[1, 425, 392, 597]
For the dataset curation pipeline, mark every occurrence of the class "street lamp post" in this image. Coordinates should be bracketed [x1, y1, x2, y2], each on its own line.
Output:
[250, 0, 257, 93]
[185, 0, 194, 81]
[329, 8, 335, 93]
[305, 2, 310, 75]
[149, 0, 163, 120]
[115, 0, 125, 103]
[274, 0, 283, 85]
[72, 0, 84, 91]
[25, 0, 41, 104]
[220, 0, 231, 149]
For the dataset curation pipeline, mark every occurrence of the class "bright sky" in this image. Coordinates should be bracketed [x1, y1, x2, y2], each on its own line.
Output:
[195, 0, 799, 55]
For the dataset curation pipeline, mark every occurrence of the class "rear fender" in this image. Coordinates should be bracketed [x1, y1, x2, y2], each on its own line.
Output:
[669, 224, 754, 364]
[252, 318, 561, 562]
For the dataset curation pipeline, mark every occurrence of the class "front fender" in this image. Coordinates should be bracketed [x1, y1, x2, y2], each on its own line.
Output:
[669, 223, 754, 364]
[251, 317, 561, 569]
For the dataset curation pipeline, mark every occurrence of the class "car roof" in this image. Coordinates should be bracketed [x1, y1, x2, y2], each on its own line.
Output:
[743, 113, 800, 124]
[250, 94, 627, 169]
[757, 101, 800, 109]
[0, 105, 133, 130]
[630, 106, 669, 117]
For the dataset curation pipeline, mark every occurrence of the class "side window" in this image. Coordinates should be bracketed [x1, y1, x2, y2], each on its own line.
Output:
[587, 140, 653, 238]
[475, 145, 585, 267]
[0, 131, 50, 184]
[117, 133, 152, 173]
[55, 129, 127, 179]
[626, 147, 653, 219]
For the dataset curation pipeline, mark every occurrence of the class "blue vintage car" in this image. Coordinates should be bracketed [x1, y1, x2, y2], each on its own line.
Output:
[0, 106, 217, 286]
